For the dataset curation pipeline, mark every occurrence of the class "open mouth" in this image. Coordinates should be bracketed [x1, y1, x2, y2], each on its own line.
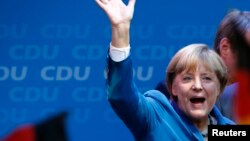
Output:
[190, 97, 205, 104]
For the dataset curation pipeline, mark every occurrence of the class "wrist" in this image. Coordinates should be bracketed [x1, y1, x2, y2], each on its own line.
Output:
[111, 22, 130, 48]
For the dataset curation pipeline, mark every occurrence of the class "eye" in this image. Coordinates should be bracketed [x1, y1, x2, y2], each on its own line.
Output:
[183, 76, 192, 81]
[202, 76, 212, 81]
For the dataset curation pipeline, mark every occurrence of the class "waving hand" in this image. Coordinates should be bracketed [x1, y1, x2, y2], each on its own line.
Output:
[95, 0, 136, 26]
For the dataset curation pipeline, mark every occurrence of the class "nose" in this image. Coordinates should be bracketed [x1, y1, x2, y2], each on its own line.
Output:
[192, 78, 203, 91]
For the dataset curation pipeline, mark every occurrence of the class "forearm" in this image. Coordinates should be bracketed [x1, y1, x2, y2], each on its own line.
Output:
[107, 55, 135, 101]
[106, 56, 149, 137]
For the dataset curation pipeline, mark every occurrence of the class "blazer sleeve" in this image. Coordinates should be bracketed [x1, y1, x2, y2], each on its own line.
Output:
[106, 55, 158, 138]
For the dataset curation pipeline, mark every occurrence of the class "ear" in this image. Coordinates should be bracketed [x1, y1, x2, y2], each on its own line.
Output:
[219, 37, 231, 58]
[171, 84, 178, 97]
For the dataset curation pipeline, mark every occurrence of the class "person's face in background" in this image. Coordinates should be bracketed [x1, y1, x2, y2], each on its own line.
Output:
[219, 38, 237, 84]
[219, 30, 250, 84]
[171, 63, 220, 121]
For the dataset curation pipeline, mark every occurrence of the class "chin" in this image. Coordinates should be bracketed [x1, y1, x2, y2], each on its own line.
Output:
[190, 110, 207, 120]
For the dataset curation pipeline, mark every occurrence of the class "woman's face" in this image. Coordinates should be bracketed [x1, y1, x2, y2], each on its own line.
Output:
[171, 63, 220, 121]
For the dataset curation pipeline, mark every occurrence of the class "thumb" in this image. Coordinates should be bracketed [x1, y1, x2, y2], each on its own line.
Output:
[128, 0, 136, 10]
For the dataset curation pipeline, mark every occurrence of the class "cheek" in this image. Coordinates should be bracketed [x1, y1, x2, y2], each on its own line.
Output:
[230, 53, 237, 67]
[245, 31, 250, 46]
[172, 82, 189, 97]
[171, 83, 178, 97]
[205, 83, 220, 97]
[227, 51, 237, 70]
[172, 81, 183, 97]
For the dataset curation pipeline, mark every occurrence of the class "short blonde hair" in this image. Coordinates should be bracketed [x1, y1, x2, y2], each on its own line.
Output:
[166, 44, 228, 97]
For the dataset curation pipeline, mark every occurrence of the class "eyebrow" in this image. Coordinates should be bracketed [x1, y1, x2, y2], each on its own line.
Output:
[182, 71, 214, 76]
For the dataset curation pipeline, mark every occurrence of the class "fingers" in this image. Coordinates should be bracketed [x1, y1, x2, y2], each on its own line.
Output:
[99, 0, 109, 4]
[95, 0, 107, 9]
[128, 0, 136, 9]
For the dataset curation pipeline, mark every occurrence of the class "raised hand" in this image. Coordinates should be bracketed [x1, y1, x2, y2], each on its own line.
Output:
[95, 0, 136, 48]
[95, 0, 136, 27]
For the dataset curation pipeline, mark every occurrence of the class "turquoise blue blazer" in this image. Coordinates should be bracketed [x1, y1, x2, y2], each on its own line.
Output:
[106, 55, 235, 141]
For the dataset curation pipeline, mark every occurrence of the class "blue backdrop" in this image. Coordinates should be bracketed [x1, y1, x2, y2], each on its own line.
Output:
[0, 0, 249, 141]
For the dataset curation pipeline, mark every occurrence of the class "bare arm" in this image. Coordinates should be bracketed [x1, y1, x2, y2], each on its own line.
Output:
[95, 0, 136, 48]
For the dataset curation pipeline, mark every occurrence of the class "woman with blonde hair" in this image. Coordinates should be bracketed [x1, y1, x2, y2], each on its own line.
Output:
[96, 0, 235, 140]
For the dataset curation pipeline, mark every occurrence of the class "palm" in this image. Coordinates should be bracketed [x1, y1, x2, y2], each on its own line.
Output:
[96, 0, 135, 25]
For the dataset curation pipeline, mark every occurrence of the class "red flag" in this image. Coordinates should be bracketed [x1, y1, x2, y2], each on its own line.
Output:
[2, 112, 68, 141]
[3, 125, 35, 141]
[235, 71, 250, 124]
